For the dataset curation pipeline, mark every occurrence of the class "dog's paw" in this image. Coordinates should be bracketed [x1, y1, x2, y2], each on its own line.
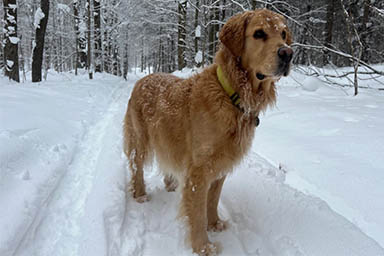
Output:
[197, 242, 221, 256]
[208, 220, 228, 232]
[165, 182, 178, 192]
[134, 194, 151, 203]
[164, 175, 178, 192]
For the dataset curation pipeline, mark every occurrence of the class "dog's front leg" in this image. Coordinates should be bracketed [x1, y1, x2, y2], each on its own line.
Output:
[182, 167, 218, 255]
[207, 176, 227, 232]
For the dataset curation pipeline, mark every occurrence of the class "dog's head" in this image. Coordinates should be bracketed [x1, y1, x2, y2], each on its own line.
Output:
[219, 9, 293, 81]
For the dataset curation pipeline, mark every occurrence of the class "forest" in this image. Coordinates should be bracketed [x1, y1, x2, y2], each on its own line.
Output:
[1, 0, 384, 94]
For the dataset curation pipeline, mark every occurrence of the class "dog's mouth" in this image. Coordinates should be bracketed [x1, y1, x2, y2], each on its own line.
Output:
[274, 62, 291, 77]
[256, 73, 266, 80]
[255, 71, 282, 81]
[256, 62, 292, 81]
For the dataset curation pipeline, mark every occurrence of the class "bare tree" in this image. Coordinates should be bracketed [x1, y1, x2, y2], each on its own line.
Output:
[194, 0, 200, 66]
[339, 0, 363, 95]
[94, 0, 101, 72]
[3, 0, 19, 82]
[87, 0, 93, 79]
[323, 0, 335, 65]
[32, 0, 49, 82]
[177, 0, 187, 70]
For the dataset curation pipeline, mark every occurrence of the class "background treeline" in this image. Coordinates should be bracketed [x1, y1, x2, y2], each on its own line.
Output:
[1, 0, 384, 89]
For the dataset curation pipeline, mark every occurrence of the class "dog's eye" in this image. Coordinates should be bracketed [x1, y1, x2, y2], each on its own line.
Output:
[282, 30, 287, 40]
[253, 29, 266, 39]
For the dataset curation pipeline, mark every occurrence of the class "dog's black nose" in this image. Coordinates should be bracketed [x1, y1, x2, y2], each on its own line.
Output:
[278, 47, 293, 63]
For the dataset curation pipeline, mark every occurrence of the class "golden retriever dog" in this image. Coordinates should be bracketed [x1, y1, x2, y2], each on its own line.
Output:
[123, 9, 293, 255]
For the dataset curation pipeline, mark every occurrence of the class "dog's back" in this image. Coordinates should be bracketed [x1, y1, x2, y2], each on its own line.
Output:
[124, 73, 193, 186]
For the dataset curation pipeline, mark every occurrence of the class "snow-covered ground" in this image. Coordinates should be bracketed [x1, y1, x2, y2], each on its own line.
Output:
[0, 68, 383, 256]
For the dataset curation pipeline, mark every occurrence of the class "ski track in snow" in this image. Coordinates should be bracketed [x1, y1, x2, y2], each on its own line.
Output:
[4, 74, 384, 256]
[14, 83, 126, 256]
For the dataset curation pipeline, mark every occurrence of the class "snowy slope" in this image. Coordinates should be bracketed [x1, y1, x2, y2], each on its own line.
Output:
[253, 68, 384, 248]
[0, 70, 383, 256]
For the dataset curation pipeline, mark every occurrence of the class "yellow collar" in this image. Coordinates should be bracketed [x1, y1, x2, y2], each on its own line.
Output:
[217, 65, 241, 107]
[217, 65, 260, 127]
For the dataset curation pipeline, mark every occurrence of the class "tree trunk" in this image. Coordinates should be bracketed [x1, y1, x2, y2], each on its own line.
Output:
[94, 0, 102, 72]
[177, 0, 187, 70]
[58, 13, 63, 73]
[158, 26, 162, 72]
[104, 28, 109, 73]
[323, 0, 335, 65]
[208, 0, 219, 63]
[87, 0, 93, 79]
[51, 8, 58, 71]
[32, 0, 49, 82]
[44, 34, 50, 80]
[339, 0, 362, 95]
[250, 0, 259, 9]
[141, 37, 144, 72]
[3, 0, 20, 82]
[208, 5, 214, 63]
[123, 28, 129, 80]
[194, 0, 201, 67]
[73, 1, 79, 75]
[360, 0, 371, 62]
[19, 36, 25, 82]
[123, 44, 128, 80]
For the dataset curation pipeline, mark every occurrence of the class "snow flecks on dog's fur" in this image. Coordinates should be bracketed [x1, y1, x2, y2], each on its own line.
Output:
[123, 9, 293, 255]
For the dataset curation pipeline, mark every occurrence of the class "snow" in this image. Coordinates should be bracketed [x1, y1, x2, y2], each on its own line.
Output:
[8, 4, 17, 11]
[0, 69, 383, 256]
[34, 8, 45, 29]
[254, 66, 384, 248]
[6, 60, 14, 68]
[57, 4, 70, 13]
[309, 17, 326, 24]
[9, 36, 20, 44]
[301, 76, 322, 92]
[79, 20, 87, 34]
[31, 40, 36, 53]
[195, 25, 201, 38]
[7, 13, 16, 24]
[7, 26, 15, 33]
[195, 50, 203, 64]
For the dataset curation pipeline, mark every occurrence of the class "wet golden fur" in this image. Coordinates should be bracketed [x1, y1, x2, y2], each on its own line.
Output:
[123, 9, 293, 255]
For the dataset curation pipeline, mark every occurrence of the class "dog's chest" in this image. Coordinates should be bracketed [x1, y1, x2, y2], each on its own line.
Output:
[231, 118, 255, 154]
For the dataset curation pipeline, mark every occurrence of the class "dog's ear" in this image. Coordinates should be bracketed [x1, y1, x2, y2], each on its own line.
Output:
[219, 11, 254, 57]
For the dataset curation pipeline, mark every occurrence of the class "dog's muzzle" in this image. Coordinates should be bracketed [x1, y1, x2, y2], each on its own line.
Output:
[276, 47, 293, 76]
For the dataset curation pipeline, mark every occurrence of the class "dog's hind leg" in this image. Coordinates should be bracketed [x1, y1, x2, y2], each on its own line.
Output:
[123, 111, 149, 203]
[128, 147, 149, 203]
[207, 176, 227, 232]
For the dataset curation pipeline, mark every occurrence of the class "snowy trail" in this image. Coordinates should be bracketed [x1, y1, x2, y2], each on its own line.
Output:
[104, 150, 384, 256]
[4, 74, 383, 256]
[15, 83, 128, 256]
